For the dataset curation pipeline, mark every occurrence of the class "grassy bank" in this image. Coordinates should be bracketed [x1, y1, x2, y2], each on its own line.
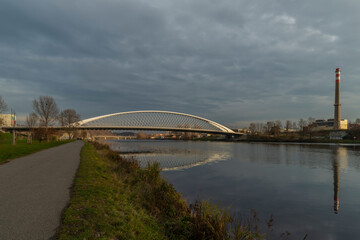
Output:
[58, 142, 264, 240]
[238, 138, 360, 144]
[0, 133, 73, 163]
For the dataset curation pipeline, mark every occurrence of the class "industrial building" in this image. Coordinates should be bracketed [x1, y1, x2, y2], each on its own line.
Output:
[312, 119, 348, 131]
[311, 68, 348, 131]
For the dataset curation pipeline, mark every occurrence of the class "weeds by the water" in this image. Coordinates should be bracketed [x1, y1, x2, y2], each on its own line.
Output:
[59, 141, 279, 240]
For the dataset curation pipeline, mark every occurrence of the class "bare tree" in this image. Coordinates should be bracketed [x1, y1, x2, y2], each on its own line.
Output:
[308, 117, 315, 125]
[0, 96, 7, 126]
[26, 113, 38, 144]
[272, 120, 282, 136]
[0, 96, 7, 113]
[298, 118, 305, 130]
[255, 123, 262, 134]
[305, 117, 316, 139]
[249, 122, 256, 135]
[285, 120, 292, 133]
[298, 118, 307, 137]
[33, 96, 59, 141]
[275, 120, 282, 129]
[59, 109, 81, 139]
[266, 121, 275, 136]
[26, 113, 38, 128]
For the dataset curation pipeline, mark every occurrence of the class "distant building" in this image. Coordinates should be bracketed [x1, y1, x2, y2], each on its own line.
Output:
[234, 129, 249, 134]
[0, 114, 12, 127]
[280, 128, 297, 133]
[312, 119, 348, 131]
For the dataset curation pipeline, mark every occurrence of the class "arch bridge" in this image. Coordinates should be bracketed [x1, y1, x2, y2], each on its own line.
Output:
[77, 111, 238, 136]
[4, 110, 241, 136]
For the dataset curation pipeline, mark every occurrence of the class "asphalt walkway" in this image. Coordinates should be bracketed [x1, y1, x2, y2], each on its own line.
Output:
[0, 140, 83, 240]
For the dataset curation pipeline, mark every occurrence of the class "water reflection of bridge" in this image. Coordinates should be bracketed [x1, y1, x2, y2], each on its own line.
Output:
[92, 135, 136, 141]
[111, 141, 350, 214]
[118, 152, 230, 171]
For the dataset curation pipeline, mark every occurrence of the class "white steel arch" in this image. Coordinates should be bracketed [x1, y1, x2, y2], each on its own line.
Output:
[78, 110, 234, 133]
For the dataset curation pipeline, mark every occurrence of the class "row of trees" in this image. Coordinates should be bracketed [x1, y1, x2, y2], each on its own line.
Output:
[1, 95, 81, 141]
[30, 96, 81, 141]
[248, 117, 316, 136]
[248, 118, 360, 137]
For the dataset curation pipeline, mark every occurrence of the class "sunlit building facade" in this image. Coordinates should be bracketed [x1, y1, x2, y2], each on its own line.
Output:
[312, 119, 348, 131]
[0, 114, 12, 127]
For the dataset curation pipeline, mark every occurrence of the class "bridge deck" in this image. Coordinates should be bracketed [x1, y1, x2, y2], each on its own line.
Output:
[2, 126, 242, 136]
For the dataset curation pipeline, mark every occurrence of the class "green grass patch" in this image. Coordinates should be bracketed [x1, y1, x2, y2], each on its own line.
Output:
[0, 132, 73, 163]
[58, 142, 265, 240]
[58, 142, 170, 240]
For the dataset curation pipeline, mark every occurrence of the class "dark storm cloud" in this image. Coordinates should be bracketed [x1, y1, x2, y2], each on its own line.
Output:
[1, 0, 360, 126]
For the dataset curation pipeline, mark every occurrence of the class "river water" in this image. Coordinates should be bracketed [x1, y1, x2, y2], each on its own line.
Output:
[109, 140, 360, 239]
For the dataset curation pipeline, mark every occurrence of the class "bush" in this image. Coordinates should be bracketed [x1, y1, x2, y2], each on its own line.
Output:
[91, 141, 110, 150]
[188, 200, 232, 240]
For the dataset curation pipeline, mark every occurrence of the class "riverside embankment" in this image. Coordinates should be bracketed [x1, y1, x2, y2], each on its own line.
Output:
[58, 142, 263, 240]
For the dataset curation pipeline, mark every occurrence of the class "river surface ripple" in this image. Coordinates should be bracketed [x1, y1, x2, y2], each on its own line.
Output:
[109, 140, 360, 239]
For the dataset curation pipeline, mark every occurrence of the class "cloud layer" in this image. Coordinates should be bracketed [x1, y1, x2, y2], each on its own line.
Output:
[1, 0, 360, 127]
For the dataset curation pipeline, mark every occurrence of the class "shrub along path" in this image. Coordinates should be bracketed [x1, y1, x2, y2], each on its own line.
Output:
[0, 140, 83, 240]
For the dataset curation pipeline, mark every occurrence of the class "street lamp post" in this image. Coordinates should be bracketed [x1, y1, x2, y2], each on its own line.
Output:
[11, 109, 16, 145]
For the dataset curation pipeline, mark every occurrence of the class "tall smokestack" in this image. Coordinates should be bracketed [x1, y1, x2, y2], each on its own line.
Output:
[334, 68, 341, 130]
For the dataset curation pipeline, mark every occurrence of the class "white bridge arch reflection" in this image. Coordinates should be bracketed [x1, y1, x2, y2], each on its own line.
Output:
[124, 152, 230, 171]
[109, 140, 230, 171]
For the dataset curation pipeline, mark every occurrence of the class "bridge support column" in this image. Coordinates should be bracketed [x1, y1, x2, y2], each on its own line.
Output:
[12, 130, 16, 145]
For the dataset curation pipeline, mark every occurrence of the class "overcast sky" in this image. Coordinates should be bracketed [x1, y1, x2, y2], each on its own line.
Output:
[1, 0, 360, 127]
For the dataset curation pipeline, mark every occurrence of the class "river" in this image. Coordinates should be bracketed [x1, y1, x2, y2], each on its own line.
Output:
[109, 140, 360, 239]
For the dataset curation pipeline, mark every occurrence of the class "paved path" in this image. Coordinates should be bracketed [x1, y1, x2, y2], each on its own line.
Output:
[0, 140, 84, 240]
